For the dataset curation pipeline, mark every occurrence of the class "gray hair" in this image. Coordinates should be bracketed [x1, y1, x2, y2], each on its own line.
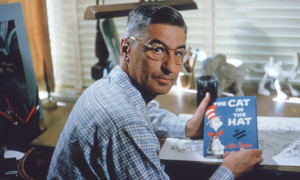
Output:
[123, 3, 187, 39]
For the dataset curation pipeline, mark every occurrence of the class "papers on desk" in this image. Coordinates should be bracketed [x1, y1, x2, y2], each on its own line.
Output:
[159, 115, 300, 167]
[4, 150, 24, 160]
[258, 116, 300, 166]
[159, 138, 223, 163]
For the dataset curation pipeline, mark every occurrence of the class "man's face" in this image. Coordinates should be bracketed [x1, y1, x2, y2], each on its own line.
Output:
[126, 24, 186, 95]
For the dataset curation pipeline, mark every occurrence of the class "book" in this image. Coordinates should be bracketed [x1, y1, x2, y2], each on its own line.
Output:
[203, 96, 258, 158]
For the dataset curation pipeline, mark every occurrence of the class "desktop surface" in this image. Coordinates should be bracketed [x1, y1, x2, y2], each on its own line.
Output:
[29, 82, 300, 179]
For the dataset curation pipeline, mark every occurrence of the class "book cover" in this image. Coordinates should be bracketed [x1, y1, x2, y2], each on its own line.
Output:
[203, 96, 258, 158]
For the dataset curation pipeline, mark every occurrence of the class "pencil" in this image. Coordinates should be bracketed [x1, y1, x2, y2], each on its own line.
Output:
[25, 106, 36, 123]
[15, 114, 25, 123]
[0, 111, 14, 123]
[5, 98, 15, 114]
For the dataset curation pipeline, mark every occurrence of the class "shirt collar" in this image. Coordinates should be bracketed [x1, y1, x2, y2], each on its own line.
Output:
[109, 66, 148, 113]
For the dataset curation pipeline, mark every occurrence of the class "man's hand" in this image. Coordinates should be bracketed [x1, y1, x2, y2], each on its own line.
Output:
[222, 148, 263, 178]
[185, 92, 210, 137]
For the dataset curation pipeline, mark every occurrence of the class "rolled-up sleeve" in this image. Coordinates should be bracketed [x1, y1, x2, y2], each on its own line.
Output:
[147, 106, 189, 138]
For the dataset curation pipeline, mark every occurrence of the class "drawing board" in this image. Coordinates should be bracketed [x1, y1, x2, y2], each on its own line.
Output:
[159, 115, 300, 166]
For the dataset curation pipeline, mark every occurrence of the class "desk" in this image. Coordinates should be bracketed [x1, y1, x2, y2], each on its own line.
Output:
[155, 83, 300, 117]
[30, 101, 74, 151]
[31, 82, 300, 179]
[155, 84, 300, 180]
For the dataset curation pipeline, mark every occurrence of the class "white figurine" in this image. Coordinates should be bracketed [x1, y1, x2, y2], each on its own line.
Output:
[258, 53, 300, 100]
[202, 54, 250, 97]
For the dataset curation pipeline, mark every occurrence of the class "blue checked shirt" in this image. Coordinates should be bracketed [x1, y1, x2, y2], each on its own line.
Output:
[47, 66, 233, 180]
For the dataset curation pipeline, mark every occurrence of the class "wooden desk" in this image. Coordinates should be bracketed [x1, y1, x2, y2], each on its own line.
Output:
[155, 83, 300, 117]
[30, 102, 74, 149]
[154, 84, 300, 179]
[155, 85, 300, 173]
[31, 83, 300, 178]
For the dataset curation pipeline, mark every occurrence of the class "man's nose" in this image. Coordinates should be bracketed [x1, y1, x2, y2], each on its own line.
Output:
[161, 53, 175, 74]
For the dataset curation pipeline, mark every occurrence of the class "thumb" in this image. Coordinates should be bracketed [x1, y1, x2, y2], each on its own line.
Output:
[223, 151, 230, 158]
[185, 93, 211, 137]
[193, 92, 210, 119]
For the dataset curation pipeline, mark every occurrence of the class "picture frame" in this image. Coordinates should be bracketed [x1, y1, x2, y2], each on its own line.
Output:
[0, 2, 43, 115]
[0, 3, 44, 148]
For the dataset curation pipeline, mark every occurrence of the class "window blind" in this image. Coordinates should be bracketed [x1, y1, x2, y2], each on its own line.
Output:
[46, 0, 300, 93]
[212, 0, 300, 83]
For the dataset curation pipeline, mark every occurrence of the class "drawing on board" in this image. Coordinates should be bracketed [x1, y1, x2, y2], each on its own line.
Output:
[160, 115, 300, 167]
[271, 124, 295, 135]
[256, 117, 300, 166]
[159, 138, 222, 163]
[272, 140, 300, 165]
[171, 139, 202, 154]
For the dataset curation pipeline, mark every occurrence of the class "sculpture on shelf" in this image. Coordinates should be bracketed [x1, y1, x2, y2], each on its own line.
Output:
[201, 54, 250, 97]
[258, 53, 300, 100]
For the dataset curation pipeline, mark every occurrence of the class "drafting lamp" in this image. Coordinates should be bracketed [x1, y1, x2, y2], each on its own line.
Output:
[84, 0, 198, 20]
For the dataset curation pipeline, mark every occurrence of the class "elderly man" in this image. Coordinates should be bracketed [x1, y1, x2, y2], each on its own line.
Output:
[47, 3, 263, 180]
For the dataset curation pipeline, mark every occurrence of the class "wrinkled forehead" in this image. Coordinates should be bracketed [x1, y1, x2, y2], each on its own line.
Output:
[143, 24, 186, 49]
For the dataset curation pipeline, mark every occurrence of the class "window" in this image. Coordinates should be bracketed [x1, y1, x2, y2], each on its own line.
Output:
[46, 0, 300, 93]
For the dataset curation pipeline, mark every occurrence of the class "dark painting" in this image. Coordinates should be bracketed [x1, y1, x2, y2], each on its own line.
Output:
[0, 19, 30, 116]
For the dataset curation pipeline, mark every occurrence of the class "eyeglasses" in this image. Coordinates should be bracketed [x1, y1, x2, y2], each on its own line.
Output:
[129, 36, 192, 65]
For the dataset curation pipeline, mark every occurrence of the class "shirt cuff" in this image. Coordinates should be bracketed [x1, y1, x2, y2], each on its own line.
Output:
[209, 165, 233, 180]
[167, 116, 190, 138]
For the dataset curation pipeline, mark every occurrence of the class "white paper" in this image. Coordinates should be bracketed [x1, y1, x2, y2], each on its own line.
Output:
[159, 138, 223, 163]
[159, 115, 300, 167]
[257, 116, 300, 166]
[4, 150, 25, 160]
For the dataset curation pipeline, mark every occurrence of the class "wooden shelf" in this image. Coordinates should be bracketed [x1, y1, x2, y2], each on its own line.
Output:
[84, 0, 197, 20]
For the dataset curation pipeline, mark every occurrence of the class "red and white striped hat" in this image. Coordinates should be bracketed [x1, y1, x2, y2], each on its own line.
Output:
[205, 105, 217, 121]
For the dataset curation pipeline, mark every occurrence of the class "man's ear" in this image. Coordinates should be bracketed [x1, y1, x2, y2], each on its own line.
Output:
[120, 38, 130, 61]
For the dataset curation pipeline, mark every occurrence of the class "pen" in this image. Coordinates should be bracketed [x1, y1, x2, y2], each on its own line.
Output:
[0, 111, 14, 123]
[33, 105, 40, 115]
[5, 98, 25, 123]
[6, 108, 12, 118]
[5, 98, 15, 114]
[181, 65, 189, 74]
[188, 48, 199, 72]
[14, 114, 25, 123]
[25, 105, 36, 123]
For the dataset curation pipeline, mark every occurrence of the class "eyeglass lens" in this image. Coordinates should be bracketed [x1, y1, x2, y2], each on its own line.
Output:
[146, 44, 190, 64]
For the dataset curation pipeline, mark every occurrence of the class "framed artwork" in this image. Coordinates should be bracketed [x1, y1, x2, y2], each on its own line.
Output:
[0, 3, 44, 147]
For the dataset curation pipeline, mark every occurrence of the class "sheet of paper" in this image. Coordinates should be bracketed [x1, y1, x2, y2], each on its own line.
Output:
[4, 150, 25, 160]
[159, 114, 300, 167]
[257, 116, 300, 166]
[159, 138, 223, 163]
